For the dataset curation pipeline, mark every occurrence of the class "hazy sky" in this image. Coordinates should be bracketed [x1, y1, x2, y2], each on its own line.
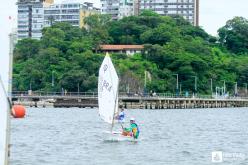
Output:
[0, 0, 247, 90]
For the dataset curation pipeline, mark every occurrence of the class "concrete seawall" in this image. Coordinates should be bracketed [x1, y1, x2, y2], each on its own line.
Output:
[12, 96, 248, 109]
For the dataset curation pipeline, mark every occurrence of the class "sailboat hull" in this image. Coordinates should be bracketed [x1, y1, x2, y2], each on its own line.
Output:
[103, 131, 137, 142]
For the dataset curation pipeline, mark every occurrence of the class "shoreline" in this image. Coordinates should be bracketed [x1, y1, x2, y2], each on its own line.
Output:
[13, 98, 248, 109]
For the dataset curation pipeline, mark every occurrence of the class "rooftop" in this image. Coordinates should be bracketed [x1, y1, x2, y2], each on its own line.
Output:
[100, 45, 144, 50]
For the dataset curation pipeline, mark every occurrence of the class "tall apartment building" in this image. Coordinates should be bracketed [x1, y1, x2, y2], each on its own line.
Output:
[17, 0, 99, 40]
[101, 0, 138, 20]
[139, 0, 199, 26]
[101, 0, 199, 26]
[44, 2, 100, 28]
[17, 0, 53, 40]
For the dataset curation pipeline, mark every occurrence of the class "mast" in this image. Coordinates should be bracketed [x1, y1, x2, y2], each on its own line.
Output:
[0, 78, 11, 165]
[107, 52, 119, 132]
[111, 80, 119, 132]
[8, 31, 16, 99]
[6, 30, 15, 165]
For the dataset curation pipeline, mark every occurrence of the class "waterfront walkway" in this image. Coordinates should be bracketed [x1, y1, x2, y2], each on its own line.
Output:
[12, 91, 248, 109]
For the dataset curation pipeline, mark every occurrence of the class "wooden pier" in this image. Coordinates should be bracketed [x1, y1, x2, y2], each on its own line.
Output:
[121, 97, 248, 109]
[12, 92, 248, 109]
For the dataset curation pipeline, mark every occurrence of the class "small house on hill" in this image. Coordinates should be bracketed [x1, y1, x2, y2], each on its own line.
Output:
[99, 45, 144, 56]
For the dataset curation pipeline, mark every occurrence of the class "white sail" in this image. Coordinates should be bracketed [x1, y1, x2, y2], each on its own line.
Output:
[0, 79, 10, 165]
[98, 53, 119, 124]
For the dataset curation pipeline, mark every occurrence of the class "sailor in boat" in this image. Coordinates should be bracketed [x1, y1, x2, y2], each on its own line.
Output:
[122, 117, 140, 139]
[115, 107, 125, 123]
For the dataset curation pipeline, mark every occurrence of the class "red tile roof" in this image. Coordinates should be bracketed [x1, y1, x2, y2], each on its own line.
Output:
[100, 45, 144, 50]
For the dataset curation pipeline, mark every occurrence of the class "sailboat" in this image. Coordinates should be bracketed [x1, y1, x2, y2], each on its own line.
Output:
[98, 53, 133, 141]
[0, 78, 11, 165]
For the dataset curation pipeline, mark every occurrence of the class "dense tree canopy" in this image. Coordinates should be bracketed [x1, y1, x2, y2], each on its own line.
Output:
[13, 13, 248, 96]
[218, 17, 248, 54]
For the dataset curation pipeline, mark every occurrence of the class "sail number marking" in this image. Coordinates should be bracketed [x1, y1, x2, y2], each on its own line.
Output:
[99, 77, 113, 93]
[102, 80, 112, 92]
[103, 64, 108, 73]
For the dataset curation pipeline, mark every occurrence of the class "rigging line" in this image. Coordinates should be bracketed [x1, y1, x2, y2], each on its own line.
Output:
[107, 55, 119, 132]
[0, 77, 12, 109]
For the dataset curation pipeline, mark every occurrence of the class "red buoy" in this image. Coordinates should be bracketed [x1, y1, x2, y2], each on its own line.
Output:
[12, 105, 26, 118]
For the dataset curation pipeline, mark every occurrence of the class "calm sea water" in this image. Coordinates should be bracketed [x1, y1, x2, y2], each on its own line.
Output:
[10, 108, 248, 165]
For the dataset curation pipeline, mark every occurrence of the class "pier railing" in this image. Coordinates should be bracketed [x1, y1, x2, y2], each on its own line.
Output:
[11, 91, 248, 100]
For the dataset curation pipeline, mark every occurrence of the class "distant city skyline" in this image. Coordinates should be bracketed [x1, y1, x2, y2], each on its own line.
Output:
[10, 0, 247, 35]
[89, 0, 248, 36]
[101, 0, 199, 25]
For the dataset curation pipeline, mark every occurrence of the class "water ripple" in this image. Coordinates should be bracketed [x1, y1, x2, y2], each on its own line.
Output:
[10, 108, 248, 165]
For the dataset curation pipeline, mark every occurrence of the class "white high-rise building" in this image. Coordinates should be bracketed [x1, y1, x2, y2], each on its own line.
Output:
[139, 0, 199, 26]
[17, 0, 99, 40]
[17, 0, 53, 40]
[101, 0, 137, 20]
[101, 0, 199, 26]
[44, 2, 99, 28]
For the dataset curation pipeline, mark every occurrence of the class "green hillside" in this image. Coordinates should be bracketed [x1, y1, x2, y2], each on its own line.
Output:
[13, 11, 248, 96]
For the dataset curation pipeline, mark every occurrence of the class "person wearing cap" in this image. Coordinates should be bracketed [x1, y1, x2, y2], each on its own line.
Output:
[122, 117, 140, 139]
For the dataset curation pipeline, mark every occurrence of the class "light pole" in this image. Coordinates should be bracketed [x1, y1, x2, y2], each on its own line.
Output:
[8, 31, 17, 98]
[234, 82, 238, 96]
[223, 80, 226, 95]
[173, 74, 179, 96]
[244, 83, 247, 95]
[215, 86, 218, 98]
[179, 83, 182, 96]
[210, 78, 213, 94]
[29, 81, 32, 91]
[52, 71, 55, 87]
[77, 83, 80, 95]
[191, 76, 197, 94]
[52, 71, 55, 95]
[127, 83, 130, 94]
[144, 71, 147, 95]
[220, 80, 226, 96]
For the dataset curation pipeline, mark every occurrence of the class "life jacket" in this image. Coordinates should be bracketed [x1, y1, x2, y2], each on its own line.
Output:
[118, 112, 125, 120]
[131, 123, 139, 138]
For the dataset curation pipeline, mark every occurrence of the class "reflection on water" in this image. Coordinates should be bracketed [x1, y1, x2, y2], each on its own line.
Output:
[10, 108, 248, 165]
